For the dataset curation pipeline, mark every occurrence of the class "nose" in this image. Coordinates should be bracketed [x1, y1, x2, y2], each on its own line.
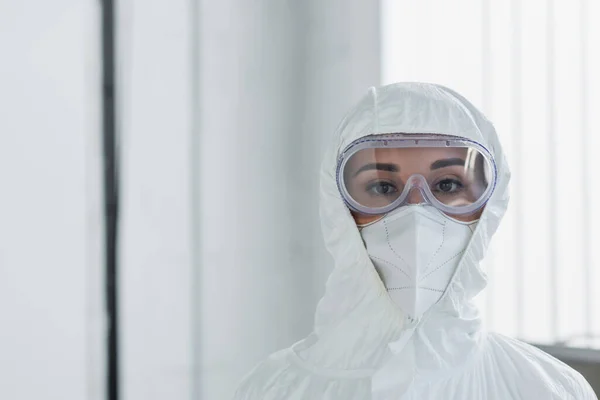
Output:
[407, 187, 426, 205]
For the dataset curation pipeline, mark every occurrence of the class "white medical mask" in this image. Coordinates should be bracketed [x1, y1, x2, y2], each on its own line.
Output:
[359, 205, 477, 319]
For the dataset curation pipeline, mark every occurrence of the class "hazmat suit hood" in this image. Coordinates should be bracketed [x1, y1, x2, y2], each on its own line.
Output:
[234, 83, 597, 399]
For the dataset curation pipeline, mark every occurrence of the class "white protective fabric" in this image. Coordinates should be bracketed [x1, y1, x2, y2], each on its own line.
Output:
[233, 83, 597, 399]
[360, 205, 477, 320]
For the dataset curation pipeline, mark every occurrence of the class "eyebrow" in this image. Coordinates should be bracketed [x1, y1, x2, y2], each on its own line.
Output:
[430, 158, 465, 170]
[353, 162, 399, 177]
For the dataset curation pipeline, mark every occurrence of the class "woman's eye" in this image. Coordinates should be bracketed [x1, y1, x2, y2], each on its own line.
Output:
[367, 182, 398, 196]
[434, 179, 464, 193]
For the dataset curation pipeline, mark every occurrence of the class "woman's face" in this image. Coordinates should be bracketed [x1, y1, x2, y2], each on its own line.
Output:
[344, 147, 486, 225]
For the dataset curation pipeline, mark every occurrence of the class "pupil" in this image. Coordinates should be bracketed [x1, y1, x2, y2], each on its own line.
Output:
[380, 183, 391, 193]
[440, 181, 453, 192]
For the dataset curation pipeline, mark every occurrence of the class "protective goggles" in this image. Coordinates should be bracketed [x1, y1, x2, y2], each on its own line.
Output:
[337, 134, 497, 216]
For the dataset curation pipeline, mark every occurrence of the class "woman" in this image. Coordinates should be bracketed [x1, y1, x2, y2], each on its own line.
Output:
[233, 83, 597, 399]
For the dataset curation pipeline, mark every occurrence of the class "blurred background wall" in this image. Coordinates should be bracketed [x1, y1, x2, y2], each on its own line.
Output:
[195, 2, 379, 398]
[0, 1, 598, 400]
[0, 2, 105, 400]
[117, 1, 379, 399]
[382, 0, 600, 346]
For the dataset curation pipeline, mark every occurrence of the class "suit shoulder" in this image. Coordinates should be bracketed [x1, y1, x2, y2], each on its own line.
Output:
[487, 333, 598, 399]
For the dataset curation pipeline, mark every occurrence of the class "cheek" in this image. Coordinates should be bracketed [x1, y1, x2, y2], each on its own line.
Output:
[351, 211, 382, 226]
[449, 208, 484, 222]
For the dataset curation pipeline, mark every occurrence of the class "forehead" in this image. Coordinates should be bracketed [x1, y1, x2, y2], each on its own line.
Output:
[346, 147, 469, 171]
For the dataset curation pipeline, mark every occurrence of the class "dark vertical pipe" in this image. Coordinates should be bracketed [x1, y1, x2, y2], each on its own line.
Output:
[100, 0, 120, 399]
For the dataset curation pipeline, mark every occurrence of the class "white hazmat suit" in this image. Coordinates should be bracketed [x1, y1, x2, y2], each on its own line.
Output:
[233, 83, 597, 399]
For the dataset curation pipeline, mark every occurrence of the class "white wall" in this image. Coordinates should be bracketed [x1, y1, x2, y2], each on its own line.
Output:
[382, 0, 600, 347]
[0, 2, 380, 399]
[197, 2, 380, 398]
[117, 1, 380, 399]
[0, 2, 104, 400]
[117, 1, 195, 399]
